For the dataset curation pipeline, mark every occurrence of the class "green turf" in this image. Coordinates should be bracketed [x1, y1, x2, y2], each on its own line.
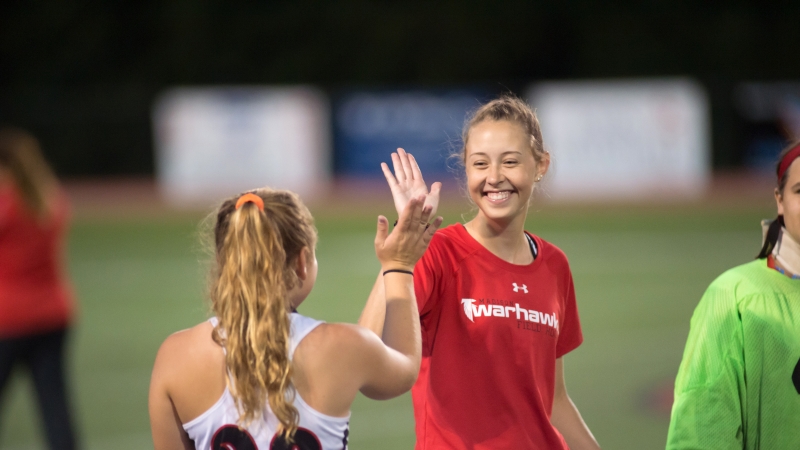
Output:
[0, 201, 775, 449]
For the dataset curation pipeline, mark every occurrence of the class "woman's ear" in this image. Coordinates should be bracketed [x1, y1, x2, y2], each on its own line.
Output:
[776, 187, 785, 216]
[537, 151, 551, 177]
[295, 246, 310, 281]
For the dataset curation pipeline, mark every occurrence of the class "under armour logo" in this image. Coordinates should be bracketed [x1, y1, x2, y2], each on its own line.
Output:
[512, 283, 528, 293]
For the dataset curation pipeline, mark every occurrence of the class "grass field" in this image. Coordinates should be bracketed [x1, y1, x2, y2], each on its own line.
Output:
[0, 197, 775, 449]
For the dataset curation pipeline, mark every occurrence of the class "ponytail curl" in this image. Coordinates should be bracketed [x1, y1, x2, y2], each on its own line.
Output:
[209, 188, 317, 440]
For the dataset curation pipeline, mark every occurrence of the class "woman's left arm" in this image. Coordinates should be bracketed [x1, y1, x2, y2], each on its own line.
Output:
[551, 357, 601, 450]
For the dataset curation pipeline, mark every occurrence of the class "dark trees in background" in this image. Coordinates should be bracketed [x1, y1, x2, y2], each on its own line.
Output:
[1, 1, 799, 176]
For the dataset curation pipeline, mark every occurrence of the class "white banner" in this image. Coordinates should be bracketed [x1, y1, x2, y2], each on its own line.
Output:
[526, 79, 710, 200]
[153, 87, 331, 206]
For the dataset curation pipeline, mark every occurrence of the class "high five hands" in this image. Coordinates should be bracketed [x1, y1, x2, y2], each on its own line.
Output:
[375, 195, 443, 272]
[381, 148, 443, 219]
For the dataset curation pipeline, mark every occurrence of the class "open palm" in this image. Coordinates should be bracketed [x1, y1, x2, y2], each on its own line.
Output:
[381, 148, 442, 219]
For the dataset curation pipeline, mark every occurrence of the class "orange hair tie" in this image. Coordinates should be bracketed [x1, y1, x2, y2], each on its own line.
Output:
[235, 193, 264, 211]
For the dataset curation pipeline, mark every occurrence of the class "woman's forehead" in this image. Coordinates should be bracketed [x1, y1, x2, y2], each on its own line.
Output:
[788, 159, 800, 181]
[467, 121, 529, 148]
[468, 119, 526, 136]
[466, 133, 534, 164]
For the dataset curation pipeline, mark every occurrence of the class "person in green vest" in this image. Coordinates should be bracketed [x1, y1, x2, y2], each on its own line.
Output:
[667, 141, 800, 449]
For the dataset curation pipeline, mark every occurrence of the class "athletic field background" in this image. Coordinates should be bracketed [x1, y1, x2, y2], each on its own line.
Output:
[0, 180, 775, 449]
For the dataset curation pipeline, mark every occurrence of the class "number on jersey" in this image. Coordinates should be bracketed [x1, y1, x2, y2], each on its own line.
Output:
[210, 425, 324, 450]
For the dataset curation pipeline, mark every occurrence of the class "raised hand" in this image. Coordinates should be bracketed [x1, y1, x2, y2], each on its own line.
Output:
[374, 195, 443, 272]
[381, 148, 442, 219]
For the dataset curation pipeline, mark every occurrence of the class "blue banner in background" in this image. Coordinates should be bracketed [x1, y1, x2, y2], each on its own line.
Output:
[734, 83, 800, 172]
[333, 89, 491, 179]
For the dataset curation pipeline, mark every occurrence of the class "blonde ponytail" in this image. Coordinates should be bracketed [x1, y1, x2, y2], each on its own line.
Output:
[210, 188, 317, 440]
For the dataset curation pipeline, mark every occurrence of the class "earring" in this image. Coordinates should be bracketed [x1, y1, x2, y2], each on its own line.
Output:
[535, 175, 542, 182]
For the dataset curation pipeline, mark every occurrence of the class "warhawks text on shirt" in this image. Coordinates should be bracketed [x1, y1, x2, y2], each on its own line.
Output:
[461, 298, 559, 330]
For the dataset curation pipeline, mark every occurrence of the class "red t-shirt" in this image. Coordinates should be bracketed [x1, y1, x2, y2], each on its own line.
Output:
[0, 185, 74, 338]
[412, 224, 583, 449]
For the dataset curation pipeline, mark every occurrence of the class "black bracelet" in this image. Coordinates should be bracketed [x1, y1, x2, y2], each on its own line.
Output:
[383, 269, 414, 276]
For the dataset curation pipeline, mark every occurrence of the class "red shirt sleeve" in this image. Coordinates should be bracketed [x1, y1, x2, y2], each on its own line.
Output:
[555, 266, 583, 358]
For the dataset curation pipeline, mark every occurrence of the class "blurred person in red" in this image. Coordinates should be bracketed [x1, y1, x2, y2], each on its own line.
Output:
[0, 128, 78, 450]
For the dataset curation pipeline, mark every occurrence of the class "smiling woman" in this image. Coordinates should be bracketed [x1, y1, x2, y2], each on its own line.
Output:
[462, 119, 548, 242]
[359, 95, 601, 450]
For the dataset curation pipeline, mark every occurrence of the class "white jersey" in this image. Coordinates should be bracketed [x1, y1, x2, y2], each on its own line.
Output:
[183, 313, 350, 450]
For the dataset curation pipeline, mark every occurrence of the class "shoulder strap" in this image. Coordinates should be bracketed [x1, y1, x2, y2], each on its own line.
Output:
[289, 313, 324, 359]
[208, 317, 226, 355]
[525, 232, 538, 259]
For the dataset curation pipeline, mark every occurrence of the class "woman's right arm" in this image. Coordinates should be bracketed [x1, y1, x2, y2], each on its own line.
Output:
[358, 148, 441, 337]
[353, 196, 441, 399]
[357, 273, 387, 337]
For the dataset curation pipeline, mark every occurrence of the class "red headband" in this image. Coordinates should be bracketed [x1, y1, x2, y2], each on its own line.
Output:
[778, 143, 800, 181]
[235, 193, 264, 211]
